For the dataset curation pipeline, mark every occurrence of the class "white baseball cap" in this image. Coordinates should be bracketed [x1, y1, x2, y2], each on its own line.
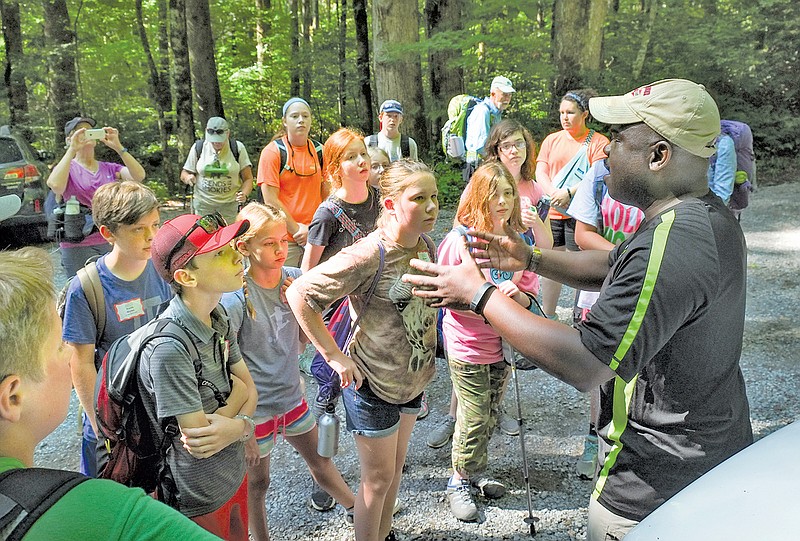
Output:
[491, 76, 516, 94]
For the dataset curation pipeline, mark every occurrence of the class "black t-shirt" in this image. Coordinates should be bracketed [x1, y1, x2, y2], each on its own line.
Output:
[307, 186, 380, 264]
[579, 193, 753, 521]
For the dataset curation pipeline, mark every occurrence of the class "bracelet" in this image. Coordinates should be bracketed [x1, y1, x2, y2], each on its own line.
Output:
[235, 414, 256, 442]
[566, 187, 573, 199]
[469, 282, 497, 317]
[526, 246, 543, 273]
[118, 147, 128, 155]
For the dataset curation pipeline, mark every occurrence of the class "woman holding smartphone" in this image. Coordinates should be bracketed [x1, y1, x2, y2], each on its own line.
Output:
[47, 116, 146, 277]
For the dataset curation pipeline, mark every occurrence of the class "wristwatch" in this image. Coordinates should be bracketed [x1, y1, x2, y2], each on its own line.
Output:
[235, 414, 256, 442]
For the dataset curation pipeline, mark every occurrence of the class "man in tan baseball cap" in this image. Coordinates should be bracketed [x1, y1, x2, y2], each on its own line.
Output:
[402, 78, 752, 540]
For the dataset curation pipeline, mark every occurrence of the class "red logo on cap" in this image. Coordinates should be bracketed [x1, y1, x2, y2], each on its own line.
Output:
[630, 85, 652, 97]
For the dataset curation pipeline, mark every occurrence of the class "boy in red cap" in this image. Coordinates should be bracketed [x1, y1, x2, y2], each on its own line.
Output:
[145, 212, 259, 540]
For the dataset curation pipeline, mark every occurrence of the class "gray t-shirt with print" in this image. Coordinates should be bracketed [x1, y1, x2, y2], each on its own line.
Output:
[221, 268, 304, 420]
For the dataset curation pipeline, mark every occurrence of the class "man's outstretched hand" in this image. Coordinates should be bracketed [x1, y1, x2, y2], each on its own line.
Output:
[466, 222, 532, 272]
[403, 236, 485, 310]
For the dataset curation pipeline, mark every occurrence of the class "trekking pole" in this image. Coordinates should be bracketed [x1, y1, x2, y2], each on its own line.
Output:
[510, 352, 539, 537]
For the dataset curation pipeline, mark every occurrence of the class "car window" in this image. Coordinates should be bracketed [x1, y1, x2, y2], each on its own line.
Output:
[0, 139, 23, 164]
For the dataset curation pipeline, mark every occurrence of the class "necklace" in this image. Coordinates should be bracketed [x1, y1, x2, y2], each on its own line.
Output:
[286, 137, 318, 177]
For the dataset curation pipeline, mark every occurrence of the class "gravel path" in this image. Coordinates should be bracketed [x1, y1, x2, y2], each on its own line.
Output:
[35, 183, 800, 540]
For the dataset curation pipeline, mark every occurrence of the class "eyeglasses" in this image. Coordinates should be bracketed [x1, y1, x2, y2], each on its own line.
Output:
[284, 139, 319, 177]
[370, 163, 386, 172]
[206, 128, 227, 135]
[164, 212, 227, 272]
[499, 140, 527, 152]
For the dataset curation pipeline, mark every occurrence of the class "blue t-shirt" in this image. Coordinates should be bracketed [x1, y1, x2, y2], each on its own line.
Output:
[62, 256, 172, 367]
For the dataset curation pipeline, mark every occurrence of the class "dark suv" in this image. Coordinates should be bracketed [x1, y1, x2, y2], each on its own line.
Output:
[0, 125, 52, 244]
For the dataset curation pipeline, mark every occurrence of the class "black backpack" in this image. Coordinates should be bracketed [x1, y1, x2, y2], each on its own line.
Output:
[0, 468, 88, 541]
[193, 138, 241, 164]
[365, 134, 410, 160]
[95, 317, 230, 509]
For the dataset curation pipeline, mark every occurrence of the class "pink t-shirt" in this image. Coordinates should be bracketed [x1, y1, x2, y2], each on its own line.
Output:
[439, 229, 538, 365]
[60, 160, 124, 248]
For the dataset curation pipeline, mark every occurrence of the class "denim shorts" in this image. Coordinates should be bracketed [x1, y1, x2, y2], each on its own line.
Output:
[342, 379, 423, 438]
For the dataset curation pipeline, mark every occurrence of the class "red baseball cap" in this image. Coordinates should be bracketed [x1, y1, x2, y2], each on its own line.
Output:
[152, 213, 249, 282]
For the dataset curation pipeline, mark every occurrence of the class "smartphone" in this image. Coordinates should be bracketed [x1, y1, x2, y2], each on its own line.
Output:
[84, 128, 106, 140]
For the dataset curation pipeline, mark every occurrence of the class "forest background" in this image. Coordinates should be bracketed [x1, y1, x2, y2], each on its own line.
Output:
[1, 0, 796, 204]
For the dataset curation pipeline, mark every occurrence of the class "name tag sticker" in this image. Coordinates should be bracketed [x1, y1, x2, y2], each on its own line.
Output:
[417, 251, 431, 262]
[115, 299, 145, 321]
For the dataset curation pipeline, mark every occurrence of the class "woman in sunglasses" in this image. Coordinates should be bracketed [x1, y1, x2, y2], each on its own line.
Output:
[257, 97, 328, 267]
[181, 116, 254, 226]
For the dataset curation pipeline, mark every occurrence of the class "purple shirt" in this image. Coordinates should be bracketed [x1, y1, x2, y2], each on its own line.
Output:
[60, 160, 124, 247]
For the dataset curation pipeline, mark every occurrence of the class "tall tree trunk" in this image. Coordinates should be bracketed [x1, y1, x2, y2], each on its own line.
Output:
[136, 0, 175, 190]
[425, 0, 464, 150]
[337, 0, 347, 125]
[0, 0, 30, 140]
[373, 0, 426, 153]
[551, 0, 590, 109]
[584, 0, 608, 73]
[185, 0, 224, 125]
[255, 0, 271, 70]
[169, 0, 194, 157]
[290, 0, 300, 96]
[352, 0, 372, 133]
[632, 0, 657, 80]
[157, 0, 173, 113]
[42, 0, 79, 149]
[301, 0, 313, 102]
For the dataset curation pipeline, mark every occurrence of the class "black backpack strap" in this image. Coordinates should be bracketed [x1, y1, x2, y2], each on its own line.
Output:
[312, 139, 324, 170]
[230, 139, 241, 164]
[274, 138, 289, 172]
[193, 139, 203, 161]
[401, 136, 410, 158]
[0, 468, 88, 541]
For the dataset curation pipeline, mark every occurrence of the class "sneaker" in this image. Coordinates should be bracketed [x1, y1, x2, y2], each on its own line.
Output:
[308, 481, 336, 511]
[447, 478, 479, 522]
[498, 411, 520, 436]
[576, 434, 598, 479]
[417, 392, 429, 420]
[471, 476, 506, 499]
[426, 415, 455, 448]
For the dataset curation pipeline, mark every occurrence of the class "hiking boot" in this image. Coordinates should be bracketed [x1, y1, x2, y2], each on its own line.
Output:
[576, 434, 598, 479]
[447, 478, 479, 522]
[426, 415, 455, 449]
[498, 411, 520, 436]
[471, 476, 506, 499]
[308, 481, 336, 511]
[417, 392, 429, 420]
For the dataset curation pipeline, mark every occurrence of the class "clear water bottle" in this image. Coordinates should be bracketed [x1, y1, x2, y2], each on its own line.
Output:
[317, 403, 340, 458]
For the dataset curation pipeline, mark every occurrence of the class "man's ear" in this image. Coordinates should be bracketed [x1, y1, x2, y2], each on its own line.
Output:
[0, 375, 24, 423]
[649, 141, 672, 171]
[173, 267, 197, 289]
[98, 224, 115, 243]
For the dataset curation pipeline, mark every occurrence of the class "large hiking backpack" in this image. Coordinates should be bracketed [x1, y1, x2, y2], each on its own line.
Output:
[0, 468, 88, 541]
[717, 120, 755, 212]
[441, 95, 480, 159]
[365, 134, 410, 160]
[255, 137, 324, 203]
[95, 317, 229, 509]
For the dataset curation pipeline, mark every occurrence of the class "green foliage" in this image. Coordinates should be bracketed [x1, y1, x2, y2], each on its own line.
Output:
[430, 158, 464, 210]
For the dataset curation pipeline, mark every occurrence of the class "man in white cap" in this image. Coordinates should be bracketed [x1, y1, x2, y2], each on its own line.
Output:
[463, 75, 515, 181]
[403, 79, 752, 539]
[365, 99, 419, 162]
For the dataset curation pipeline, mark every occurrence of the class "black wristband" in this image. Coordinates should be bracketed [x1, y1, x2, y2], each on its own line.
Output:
[470, 282, 497, 316]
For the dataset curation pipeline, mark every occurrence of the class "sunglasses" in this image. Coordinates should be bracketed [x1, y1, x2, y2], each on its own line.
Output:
[206, 128, 227, 135]
[164, 212, 227, 272]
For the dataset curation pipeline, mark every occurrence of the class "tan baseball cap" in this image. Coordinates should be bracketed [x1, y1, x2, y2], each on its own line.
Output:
[589, 79, 720, 158]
